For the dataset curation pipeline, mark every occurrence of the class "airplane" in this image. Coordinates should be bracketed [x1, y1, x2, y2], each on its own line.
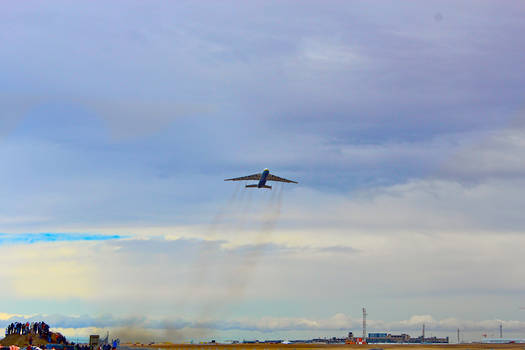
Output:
[224, 168, 298, 189]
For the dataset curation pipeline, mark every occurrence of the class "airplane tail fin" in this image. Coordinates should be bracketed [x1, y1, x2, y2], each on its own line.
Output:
[245, 184, 272, 189]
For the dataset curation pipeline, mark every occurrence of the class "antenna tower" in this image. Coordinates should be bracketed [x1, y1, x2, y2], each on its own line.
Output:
[500, 324, 503, 338]
[362, 308, 367, 340]
[457, 329, 460, 344]
[422, 323, 425, 340]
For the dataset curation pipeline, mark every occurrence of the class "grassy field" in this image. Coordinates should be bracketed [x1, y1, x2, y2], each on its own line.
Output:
[124, 343, 525, 350]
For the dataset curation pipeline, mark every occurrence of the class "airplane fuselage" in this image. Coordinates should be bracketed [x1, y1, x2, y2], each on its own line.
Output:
[257, 169, 270, 188]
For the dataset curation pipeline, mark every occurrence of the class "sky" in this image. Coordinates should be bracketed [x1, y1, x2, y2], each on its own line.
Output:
[1, 0, 525, 343]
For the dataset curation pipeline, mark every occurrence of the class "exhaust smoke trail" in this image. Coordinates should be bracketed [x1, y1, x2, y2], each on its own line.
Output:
[181, 184, 285, 340]
[209, 182, 242, 232]
[205, 184, 286, 318]
[181, 182, 243, 296]
[167, 183, 254, 340]
[164, 183, 287, 341]
[226, 183, 284, 298]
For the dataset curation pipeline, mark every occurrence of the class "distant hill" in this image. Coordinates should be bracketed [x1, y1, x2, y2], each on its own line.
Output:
[0, 332, 62, 347]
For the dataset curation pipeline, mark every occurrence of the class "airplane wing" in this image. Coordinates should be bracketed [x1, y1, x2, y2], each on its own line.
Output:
[224, 173, 261, 181]
[267, 174, 298, 184]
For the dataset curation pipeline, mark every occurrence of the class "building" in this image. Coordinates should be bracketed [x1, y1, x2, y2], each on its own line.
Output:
[367, 333, 410, 343]
[345, 337, 365, 345]
[481, 339, 525, 344]
[89, 335, 100, 349]
[366, 332, 448, 344]
[368, 333, 387, 338]
[311, 337, 347, 344]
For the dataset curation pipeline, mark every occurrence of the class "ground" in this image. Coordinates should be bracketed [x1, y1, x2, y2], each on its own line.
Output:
[0, 333, 55, 347]
[125, 343, 525, 350]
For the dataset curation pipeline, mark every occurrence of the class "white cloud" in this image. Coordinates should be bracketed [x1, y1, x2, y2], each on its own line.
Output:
[0, 242, 97, 299]
[3, 170, 522, 312]
[0, 313, 28, 321]
[1, 312, 524, 341]
[442, 124, 525, 180]
[297, 38, 363, 67]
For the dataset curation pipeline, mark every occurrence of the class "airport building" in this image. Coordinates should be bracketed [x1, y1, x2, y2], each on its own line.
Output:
[481, 338, 525, 344]
[364, 332, 448, 344]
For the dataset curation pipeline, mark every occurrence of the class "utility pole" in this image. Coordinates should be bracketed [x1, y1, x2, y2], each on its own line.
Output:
[500, 324, 503, 338]
[362, 308, 367, 340]
[457, 329, 460, 344]
[422, 324, 425, 341]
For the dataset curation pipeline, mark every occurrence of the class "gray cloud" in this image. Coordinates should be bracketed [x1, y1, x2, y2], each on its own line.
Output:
[0, 0, 524, 195]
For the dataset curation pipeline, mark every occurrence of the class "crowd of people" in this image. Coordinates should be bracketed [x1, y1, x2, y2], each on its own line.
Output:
[4, 322, 67, 344]
[73, 344, 90, 350]
[72, 340, 118, 350]
[3, 323, 119, 350]
[5, 322, 49, 338]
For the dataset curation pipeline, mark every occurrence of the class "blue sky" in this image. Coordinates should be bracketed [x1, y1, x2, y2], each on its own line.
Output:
[1, 0, 525, 343]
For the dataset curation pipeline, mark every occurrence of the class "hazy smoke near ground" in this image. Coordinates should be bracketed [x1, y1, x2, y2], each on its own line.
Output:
[111, 326, 202, 343]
